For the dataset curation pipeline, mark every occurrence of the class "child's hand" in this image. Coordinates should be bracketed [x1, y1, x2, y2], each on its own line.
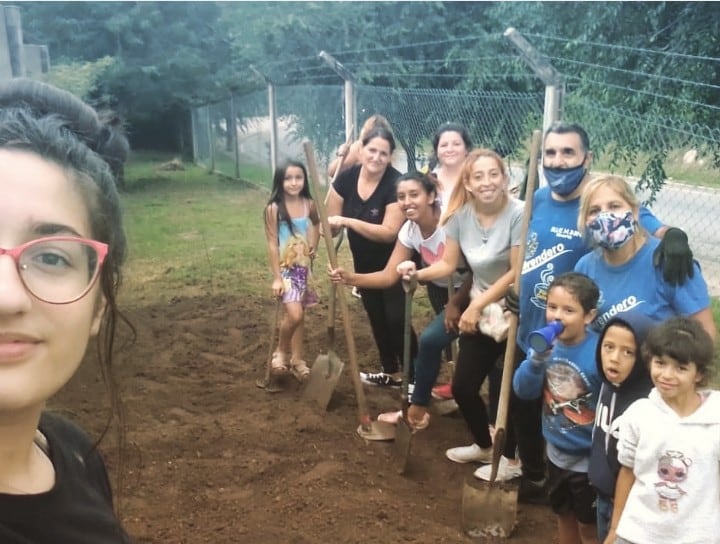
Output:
[396, 260, 417, 280]
[272, 278, 284, 298]
[528, 347, 552, 366]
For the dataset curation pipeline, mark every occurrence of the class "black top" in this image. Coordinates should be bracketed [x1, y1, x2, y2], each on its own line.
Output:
[0, 412, 133, 543]
[333, 163, 401, 274]
[588, 311, 655, 498]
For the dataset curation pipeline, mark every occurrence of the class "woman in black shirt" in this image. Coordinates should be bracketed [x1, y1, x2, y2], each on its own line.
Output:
[326, 126, 417, 386]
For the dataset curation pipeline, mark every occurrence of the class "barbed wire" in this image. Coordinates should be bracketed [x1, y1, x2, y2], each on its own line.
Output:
[524, 32, 720, 63]
[549, 56, 720, 91]
[565, 75, 720, 111]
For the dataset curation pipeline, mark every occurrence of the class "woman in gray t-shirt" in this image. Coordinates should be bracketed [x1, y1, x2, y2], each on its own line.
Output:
[397, 148, 523, 476]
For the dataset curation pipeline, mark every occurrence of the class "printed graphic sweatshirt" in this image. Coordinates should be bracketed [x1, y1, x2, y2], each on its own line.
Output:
[615, 389, 720, 544]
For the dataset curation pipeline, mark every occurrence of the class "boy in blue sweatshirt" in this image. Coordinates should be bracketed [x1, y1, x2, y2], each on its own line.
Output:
[513, 272, 601, 544]
[588, 311, 655, 542]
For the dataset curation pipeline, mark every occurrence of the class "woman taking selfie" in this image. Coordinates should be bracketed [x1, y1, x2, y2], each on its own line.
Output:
[0, 79, 132, 542]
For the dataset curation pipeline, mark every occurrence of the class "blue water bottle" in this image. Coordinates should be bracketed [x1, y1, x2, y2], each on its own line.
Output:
[528, 321, 564, 352]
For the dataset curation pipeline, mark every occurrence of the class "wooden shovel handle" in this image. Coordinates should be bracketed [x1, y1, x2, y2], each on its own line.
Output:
[303, 141, 373, 430]
[491, 129, 542, 480]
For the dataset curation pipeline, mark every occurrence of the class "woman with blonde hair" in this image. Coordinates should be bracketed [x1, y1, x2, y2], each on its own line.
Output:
[575, 174, 716, 341]
[397, 149, 523, 470]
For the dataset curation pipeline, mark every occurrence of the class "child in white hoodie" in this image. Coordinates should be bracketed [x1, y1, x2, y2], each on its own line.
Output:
[605, 316, 720, 544]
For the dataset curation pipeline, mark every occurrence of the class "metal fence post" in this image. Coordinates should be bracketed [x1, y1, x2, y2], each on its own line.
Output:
[205, 105, 215, 173]
[504, 27, 564, 133]
[250, 66, 278, 174]
[229, 94, 240, 179]
[319, 51, 356, 142]
[191, 107, 198, 162]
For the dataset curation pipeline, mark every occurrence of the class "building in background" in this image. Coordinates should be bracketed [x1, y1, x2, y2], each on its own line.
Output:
[0, 4, 49, 80]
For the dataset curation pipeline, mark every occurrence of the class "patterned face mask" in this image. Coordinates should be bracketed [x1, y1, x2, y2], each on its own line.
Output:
[587, 210, 636, 250]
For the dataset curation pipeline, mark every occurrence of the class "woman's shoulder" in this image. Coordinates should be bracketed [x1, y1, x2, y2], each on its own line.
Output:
[508, 197, 525, 219]
[334, 164, 362, 190]
[574, 247, 602, 270]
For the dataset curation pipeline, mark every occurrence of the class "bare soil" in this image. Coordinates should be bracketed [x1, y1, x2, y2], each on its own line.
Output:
[54, 292, 557, 543]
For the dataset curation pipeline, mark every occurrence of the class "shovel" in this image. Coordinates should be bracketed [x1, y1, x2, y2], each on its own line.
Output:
[302, 281, 345, 409]
[301, 134, 349, 409]
[461, 129, 542, 538]
[255, 299, 284, 393]
[394, 277, 417, 474]
[304, 141, 395, 441]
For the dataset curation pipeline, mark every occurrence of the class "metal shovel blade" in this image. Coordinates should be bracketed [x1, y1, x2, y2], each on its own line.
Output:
[394, 417, 414, 474]
[302, 351, 344, 409]
[255, 376, 284, 394]
[461, 479, 518, 539]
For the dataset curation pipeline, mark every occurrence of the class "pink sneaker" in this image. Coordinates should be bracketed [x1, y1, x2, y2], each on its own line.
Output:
[377, 410, 402, 425]
[432, 383, 453, 400]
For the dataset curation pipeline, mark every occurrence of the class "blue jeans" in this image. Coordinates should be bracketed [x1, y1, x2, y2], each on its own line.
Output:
[596, 493, 613, 543]
[410, 309, 456, 406]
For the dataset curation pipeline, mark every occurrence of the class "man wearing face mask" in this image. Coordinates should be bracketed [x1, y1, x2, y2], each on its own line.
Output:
[505, 122, 694, 503]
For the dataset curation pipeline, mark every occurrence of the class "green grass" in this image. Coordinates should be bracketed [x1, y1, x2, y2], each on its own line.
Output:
[193, 150, 273, 190]
[591, 145, 720, 188]
[120, 154, 273, 306]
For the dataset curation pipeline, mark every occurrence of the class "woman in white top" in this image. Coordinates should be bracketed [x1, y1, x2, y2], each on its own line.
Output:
[329, 171, 467, 427]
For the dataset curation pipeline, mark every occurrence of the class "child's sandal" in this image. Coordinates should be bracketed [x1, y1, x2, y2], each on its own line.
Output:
[290, 358, 310, 382]
[271, 351, 289, 375]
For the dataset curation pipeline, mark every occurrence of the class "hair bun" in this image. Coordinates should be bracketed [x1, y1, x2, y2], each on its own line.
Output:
[0, 78, 129, 171]
[0, 78, 101, 140]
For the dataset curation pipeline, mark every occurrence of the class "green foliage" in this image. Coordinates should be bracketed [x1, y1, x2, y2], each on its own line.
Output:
[23, 1, 236, 149]
[41, 56, 116, 101]
[20, 0, 720, 163]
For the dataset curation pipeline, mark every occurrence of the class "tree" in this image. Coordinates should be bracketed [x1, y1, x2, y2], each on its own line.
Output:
[22, 1, 236, 150]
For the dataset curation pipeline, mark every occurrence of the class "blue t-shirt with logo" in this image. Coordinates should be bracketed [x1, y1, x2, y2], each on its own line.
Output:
[574, 236, 710, 331]
[517, 186, 663, 352]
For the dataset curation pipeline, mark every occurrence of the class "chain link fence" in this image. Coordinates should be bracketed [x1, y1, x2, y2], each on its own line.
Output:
[191, 81, 720, 294]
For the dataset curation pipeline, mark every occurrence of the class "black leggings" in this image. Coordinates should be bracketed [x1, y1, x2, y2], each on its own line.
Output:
[358, 282, 418, 376]
[452, 332, 515, 459]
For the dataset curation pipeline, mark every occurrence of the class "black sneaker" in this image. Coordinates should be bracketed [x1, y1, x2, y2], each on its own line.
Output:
[360, 372, 402, 387]
[518, 476, 549, 505]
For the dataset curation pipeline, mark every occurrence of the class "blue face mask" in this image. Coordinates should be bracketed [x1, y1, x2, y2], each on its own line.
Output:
[543, 163, 586, 196]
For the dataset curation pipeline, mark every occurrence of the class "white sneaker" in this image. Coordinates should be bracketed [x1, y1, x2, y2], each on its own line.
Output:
[473, 456, 522, 481]
[445, 443, 493, 464]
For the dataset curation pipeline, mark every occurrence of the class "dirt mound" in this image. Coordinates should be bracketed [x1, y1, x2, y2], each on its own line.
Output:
[53, 293, 554, 543]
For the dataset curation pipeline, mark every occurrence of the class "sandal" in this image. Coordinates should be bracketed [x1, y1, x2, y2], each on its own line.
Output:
[290, 358, 310, 382]
[271, 351, 289, 376]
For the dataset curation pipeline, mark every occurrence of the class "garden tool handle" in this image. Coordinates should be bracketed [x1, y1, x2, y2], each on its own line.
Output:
[490, 129, 542, 482]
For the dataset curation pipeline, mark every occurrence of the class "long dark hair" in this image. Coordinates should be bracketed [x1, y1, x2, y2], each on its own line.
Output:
[265, 160, 312, 236]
